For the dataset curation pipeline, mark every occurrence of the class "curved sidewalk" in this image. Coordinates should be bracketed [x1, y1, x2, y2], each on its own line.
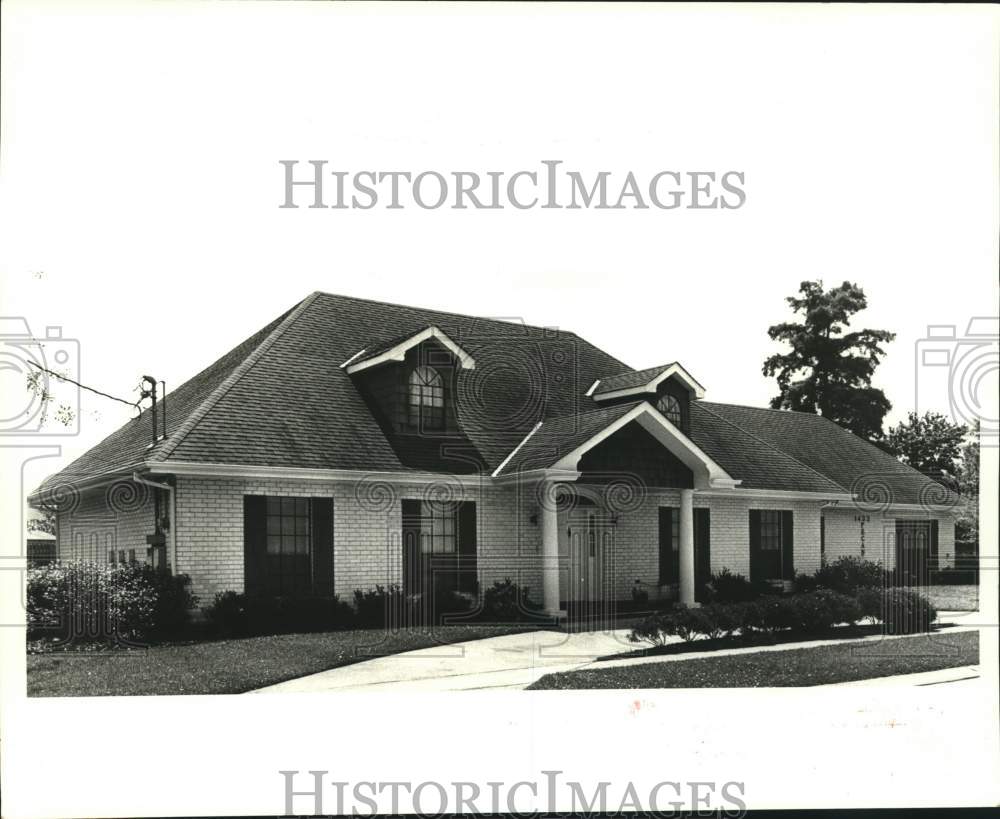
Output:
[252, 611, 980, 693]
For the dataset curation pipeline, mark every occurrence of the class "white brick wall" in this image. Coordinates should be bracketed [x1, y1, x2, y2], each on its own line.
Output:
[173, 475, 543, 604]
[823, 507, 957, 571]
[57, 476, 958, 606]
[55, 480, 156, 564]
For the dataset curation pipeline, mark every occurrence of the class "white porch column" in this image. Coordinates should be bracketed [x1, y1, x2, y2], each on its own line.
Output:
[679, 488, 696, 606]
[540, 480, 562, 615]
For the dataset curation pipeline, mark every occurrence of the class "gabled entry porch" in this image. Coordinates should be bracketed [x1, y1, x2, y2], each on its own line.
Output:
[523, 402, 741, 616]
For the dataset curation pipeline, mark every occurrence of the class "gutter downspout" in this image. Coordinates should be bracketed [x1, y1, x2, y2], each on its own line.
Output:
[132, 472, 177, 574]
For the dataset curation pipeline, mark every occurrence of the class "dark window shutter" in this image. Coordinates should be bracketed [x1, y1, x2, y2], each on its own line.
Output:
[243, 495, 267, 596]
[694, 508, 711, 601]
[929, 519, 939, 573]
[311, 498, 334, 595]
[748, 509, 762, 583]
[781, 510, 794, 581]
[457, 501, 478, 594]
[658, 507, 678, 584]
[401, 499, 422, 596]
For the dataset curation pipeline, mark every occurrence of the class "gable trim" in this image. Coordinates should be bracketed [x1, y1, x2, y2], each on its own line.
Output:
[550, 402, 739, 489]
[593, 362, 706, 401]
[345, 326, 476, 374]
[491, 421, 543, 478]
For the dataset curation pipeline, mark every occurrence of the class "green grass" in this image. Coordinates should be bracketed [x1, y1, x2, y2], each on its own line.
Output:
[921, 584, 979, 612]
[27, 625, 534, 697]
[528, 630, 979, 689]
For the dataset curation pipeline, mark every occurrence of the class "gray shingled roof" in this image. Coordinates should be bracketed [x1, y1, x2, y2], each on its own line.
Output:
[592, 364, 678, 395]
[495, 402, 642, 475]
[33, 291, 955, 508]
[700, 402, 959, 507]
[35, 292, 627, 494]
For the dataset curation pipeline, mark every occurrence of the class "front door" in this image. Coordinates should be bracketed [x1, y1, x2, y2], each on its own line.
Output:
[563, 509, 614, 624]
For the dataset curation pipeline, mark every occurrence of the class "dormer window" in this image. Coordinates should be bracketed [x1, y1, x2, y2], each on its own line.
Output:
[657, 394, 682, 428]
[408, 366, 445, 430]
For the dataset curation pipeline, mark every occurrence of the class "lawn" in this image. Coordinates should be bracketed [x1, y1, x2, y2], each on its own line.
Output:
[27, 624, 535, 697]
[528, 630, 979, 689]
[922, 584, 979, 612]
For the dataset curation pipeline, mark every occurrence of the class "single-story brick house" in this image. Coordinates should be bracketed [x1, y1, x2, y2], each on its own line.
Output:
[29, 291, 959, 614]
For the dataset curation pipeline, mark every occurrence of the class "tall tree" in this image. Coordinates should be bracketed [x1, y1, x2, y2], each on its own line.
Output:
[763, 280, 896, 441]
[884, 411, 967, 480]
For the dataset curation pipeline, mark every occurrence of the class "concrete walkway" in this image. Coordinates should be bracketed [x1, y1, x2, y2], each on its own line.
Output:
[252, 611, 979, 693]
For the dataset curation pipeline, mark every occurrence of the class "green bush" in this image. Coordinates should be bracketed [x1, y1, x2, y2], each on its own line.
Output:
[27, 561, 196, 646]
[704, 568, 773, 603]
[811, 556, 884, 595]
[481, 578, 541, 622]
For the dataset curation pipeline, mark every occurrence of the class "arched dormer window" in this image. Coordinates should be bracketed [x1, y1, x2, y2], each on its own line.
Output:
[656, 394, 683, 428]
[408, 366, 445, 430]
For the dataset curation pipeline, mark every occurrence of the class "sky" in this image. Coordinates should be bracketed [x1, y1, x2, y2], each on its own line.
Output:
[2, 2, 998, 483]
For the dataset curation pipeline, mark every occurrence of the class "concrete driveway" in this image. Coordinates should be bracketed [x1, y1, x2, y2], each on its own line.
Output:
[253, 628, 640, 693]
[251, 613, 980, 693]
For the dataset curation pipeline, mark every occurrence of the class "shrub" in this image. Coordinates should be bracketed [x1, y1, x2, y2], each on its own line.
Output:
[701, 603, 744, 639]
[704, 568, 773, 603]
[855, 588, 883, 625]
[27, 561, 197, 646]
[785, 590, 861, 634]
[628, 612, 677, 647]
[794, 572, 821, 593]
[671, 605, 716, 641]
[204, 592, 354, 636]
[353, 585, 406, 628]
[742, 596, 805, 637]
[811, 556, 884, 595]
[404, 585, 474, 626]
[877, 588, 937, 635]
[481, 578, 541, 622]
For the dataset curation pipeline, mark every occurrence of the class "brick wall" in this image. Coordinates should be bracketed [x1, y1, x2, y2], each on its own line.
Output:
[172, 475, 543, 604]
[56, 475, 958, 606]
[56, 480, 156, 564]
[823, 507, 957, 571]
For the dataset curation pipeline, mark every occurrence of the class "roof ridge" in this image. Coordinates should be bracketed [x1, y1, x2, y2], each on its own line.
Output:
[151, 293, 319, 463]
[695, 402, 850, 493]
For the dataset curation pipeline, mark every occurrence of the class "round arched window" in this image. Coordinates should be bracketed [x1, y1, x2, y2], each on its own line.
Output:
[656, 394, 683, 427]
[409, 366, 445, 429]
